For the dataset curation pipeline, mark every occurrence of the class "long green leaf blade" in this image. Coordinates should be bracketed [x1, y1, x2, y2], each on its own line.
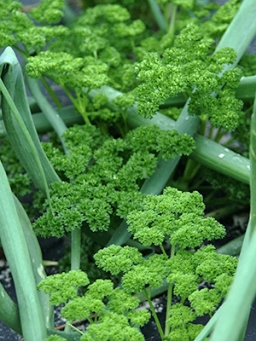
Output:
[0, 160, 47, 341]
[13, 196, 53, 330]
[0, 282, 21, 335]
[0, 47, 60, 196]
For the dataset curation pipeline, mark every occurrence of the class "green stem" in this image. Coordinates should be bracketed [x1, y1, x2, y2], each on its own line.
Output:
[168, 3, 177, 36]
[199, 117, 207, 136]
[25, 75, 68, 153]
[190, 134, 250, 184]
[159, 243, 168, 257]
[12, 44, 28, 59]
[40, 76, 63, 108]
[143, 288, 165, 340]
[164, 244, 175, 337]
[201, 56, 256, 341]
[147, 0, 167, 32]
[214, 128, 227, 143]
[215, 0, 256, 61]
[127, 105, 250, 184]
[12, 100, 251, 188]
[71, 228, 81, 270]
[26, 75, 82, 278]
[248, 94, 256, 239]
[68, 323, 84, 335]
[62, 85, 91, 125]
[236, 75, 256, 101]
[164, 282, 173, 337]
[75, 95, 91, 125]
[64, 323, 72, 333]
[183, 158, 201, 182]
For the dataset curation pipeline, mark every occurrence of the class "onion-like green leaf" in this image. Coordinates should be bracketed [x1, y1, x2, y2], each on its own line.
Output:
[0, 160, 47, 341]
[0, 47, 60, 197]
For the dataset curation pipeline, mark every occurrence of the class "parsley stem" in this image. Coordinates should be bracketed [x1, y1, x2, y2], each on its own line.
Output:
[40, 76, 63, 108]
[143, 288, 165, 340]
[164, 244, 175, 336]
[164, 282, 173, 337]
[160, 244, 168, 257]
[67, 323, 84, 335]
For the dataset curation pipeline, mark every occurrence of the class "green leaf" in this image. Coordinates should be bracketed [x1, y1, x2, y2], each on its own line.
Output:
[0, 282, 21, 334]
[13, 195, 53, 329]
[0, 160, 47, 341]
[0, 47, 60, 197]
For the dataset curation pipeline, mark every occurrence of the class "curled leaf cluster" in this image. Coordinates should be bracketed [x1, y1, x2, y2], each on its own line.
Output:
[33, 124, 194, 237]
[39, 272, 150, 341]
[94, 187, 237, 339]
[134, 23, 243, 131]
[0, 0, 67, 54]
[26, 52, 109, 93]
[25, 3, 146, 98]
[29, 0, 65, 24]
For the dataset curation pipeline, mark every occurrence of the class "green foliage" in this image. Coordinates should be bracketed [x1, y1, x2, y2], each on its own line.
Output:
[0, 0, 67, 54]
[58, 233, 119, 284]
[38, 270, 89, 305]
[0, 137, 32, 197]
[201, 0, 240, 39]
[165, 303, 205, 341]
[134, 23, 243, 131]
[79, 311, 147, 341]
[0, 1, 253, 340]
[24, 2, 147, 102]
[39, 273, 150, 341]
[158, 0, 240, 39]
[22, 2, 147, 120]
[94, 187, 237, 340]
[0, 0, 243, 131]
[29, 0, 65, 24]
[121, 254, 168, 294]
[26, 52, 109, 93]
[165, 244, 237, 317]
[33, 124, 194, 237]
[239, 53, 256, 76]
[126, 187, 225, 247]
[203, 167, 250, 205]
[94, 245, 143, 275]
[167, 322, 204, 341]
